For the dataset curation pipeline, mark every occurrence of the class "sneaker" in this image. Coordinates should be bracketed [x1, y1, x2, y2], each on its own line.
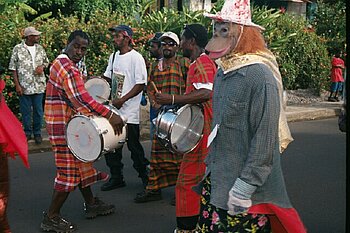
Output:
[40, 212, 76, 233]
[100, 178, 126, 191]
[134, 190, 162, 203]
[34, 135, 42, 144]
[328, 97, 336, 102]
[84, 197, 115, 219]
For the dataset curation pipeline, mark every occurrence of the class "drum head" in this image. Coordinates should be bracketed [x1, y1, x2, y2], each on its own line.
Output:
[66, 116, 102, 162]
[170, 105, 204, 153]
[85, 78, 110, 103]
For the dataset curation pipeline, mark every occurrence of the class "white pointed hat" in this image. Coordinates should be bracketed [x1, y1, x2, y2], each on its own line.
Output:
[204, 0, 264, 30]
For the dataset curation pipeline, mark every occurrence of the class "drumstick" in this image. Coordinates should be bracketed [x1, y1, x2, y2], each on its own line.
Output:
[150, 81, 159, 93]
[96, 95, 110, 103]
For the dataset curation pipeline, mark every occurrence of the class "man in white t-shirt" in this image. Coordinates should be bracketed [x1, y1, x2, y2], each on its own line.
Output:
[100, 25, 149, 191]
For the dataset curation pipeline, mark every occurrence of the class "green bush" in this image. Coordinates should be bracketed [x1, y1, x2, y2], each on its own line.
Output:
[267, 13, 330, 92]
[0, 3, 334, 117]
[311, 0, 346, 54]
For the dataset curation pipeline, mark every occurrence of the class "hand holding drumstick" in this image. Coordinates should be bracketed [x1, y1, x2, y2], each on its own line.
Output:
[149, 81, 162, 109]
[152, 81, 176, 105]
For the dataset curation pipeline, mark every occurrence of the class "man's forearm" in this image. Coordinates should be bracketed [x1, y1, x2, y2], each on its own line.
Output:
[12, 71, 20, 86]
[121, 84, 145, 102]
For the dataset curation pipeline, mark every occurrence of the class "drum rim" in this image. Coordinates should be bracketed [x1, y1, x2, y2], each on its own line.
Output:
[85, 77, 111, 103]
[157, 104, 204, 154]
[65, 114, 105, 162]
[85, 76, 109, 85]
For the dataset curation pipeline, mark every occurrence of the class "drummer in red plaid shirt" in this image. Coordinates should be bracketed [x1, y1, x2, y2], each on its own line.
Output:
[41, 30, 124, 233]
[154, 24, 217, 233]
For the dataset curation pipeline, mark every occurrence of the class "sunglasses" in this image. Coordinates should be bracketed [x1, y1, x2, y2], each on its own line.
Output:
[184, 24, 197, 39]
[161, 41, 177, 47]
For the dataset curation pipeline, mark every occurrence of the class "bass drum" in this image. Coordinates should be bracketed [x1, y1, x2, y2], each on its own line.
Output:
[155, 104, 204, 154]
[66, 113, 126, 162]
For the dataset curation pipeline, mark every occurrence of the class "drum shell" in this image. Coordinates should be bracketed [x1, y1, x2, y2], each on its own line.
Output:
[155, 104, 204, 154]
[66, 115, 126, 162]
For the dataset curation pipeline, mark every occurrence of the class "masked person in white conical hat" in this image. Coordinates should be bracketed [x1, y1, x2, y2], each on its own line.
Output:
[194, 0, 306, 232]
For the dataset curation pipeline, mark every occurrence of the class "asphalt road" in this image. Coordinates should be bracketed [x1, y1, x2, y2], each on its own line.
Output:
[7, 118, 346, 233]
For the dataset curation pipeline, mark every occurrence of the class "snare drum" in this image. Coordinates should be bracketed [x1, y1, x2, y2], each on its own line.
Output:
[155, 104, 204, 154]
[85, 77, 110, 103]
[66, 112, 126, 162]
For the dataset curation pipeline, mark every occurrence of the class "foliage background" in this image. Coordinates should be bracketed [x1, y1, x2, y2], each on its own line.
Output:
[0, 0, 345, 116]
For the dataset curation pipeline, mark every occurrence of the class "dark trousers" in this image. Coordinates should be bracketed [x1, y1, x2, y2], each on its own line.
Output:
[104, 124, 149, 179]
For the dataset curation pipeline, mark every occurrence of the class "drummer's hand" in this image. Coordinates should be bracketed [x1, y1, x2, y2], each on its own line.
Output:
[109, 114, 124, 135]
[151, 100, 162, 110]
[112, 98, 125, 109]
[155, 93, 172, 105]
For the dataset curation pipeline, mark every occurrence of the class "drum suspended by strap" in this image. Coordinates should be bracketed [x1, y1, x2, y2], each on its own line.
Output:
[65, 105, 127, 162]
[85, 77, 111, 103]
[155, 104, 204, 154]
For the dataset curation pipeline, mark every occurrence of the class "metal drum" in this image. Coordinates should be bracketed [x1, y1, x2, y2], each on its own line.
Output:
[155, 104, 204, 154]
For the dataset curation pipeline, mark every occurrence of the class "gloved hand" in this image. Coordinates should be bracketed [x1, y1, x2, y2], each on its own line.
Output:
[227, 188, 252, 216]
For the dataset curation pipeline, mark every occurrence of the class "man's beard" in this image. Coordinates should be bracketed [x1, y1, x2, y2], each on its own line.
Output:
[163, 50, 174, 59]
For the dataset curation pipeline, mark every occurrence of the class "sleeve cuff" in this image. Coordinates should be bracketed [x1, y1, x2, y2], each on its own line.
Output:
[231, 178, 257, 200]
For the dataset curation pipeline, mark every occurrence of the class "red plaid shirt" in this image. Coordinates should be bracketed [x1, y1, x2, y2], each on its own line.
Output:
[44, 54, 110, 191]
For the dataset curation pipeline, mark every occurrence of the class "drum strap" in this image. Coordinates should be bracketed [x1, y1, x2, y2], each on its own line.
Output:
[110, 52, 117, 79]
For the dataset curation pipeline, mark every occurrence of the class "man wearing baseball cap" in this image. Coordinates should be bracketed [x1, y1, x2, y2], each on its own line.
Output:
[9, 26, 49, 145]
[134, 31, 190, 204]
[100, 24, 150, 191]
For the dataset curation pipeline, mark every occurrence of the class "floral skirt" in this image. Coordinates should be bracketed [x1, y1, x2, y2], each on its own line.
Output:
[196, 176, 272, 233]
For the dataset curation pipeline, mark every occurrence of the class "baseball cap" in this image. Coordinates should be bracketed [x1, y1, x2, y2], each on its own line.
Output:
[109, 25, 133, 38]
[160, 32, 180, 46]
[24, 27, 41, 37]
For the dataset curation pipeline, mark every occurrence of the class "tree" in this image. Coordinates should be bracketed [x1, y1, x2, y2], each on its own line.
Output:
[311, 0, 346, 54]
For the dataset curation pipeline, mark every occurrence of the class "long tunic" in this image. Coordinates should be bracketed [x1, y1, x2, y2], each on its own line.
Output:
[146, 56, 190, 190]
[45, 54, 111, 192]
[176, 54, 216, 217]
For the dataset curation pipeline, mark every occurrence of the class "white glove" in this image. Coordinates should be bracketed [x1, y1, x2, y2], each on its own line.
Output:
[227, 189, 252, 216]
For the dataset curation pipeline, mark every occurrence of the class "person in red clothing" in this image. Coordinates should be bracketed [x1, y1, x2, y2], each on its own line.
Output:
[328, 48, 345, 102]
[154, 24, 217, 233]
[41, 30, 124, 233]
[1, 71, 29, 233]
